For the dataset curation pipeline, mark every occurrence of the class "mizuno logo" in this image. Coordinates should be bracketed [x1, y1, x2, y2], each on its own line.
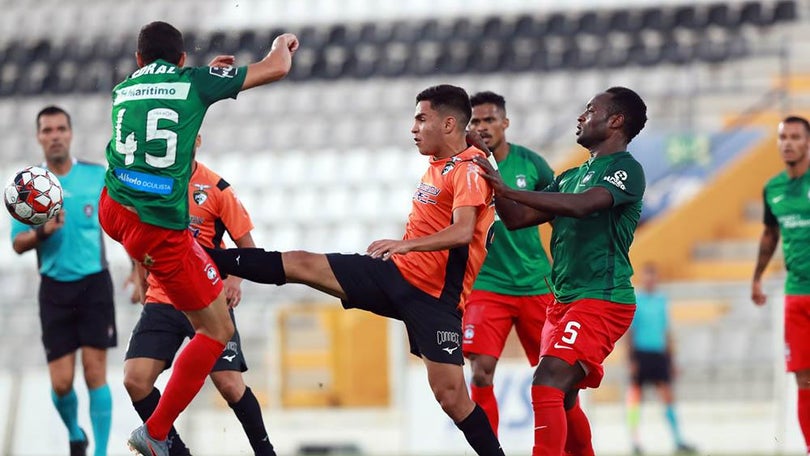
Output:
[222, 354, 237, 362]
[442, 346, 459, 355]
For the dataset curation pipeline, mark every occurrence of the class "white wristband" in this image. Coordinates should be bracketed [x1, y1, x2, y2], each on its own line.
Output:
[487, 154, 499, 171]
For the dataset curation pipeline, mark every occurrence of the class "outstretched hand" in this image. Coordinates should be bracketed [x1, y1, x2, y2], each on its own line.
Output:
[272, 33, 300, 55]
[472, 155, 509, 196]
[366, 239, 412, 261]
[465, 129, 491, 156]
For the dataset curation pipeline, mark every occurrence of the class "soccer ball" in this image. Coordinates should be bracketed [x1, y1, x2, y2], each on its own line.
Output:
[4, 166, 63, 226]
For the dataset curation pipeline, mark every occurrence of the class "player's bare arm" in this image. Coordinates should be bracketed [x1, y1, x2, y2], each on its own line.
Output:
[367, 205, 479, 260]
[751, 223, 780, 306]
[473, 155, 555, 228]
[476, 156, 614, 220]
[11, 209, 65, 254]
[242, 33, 299, 91]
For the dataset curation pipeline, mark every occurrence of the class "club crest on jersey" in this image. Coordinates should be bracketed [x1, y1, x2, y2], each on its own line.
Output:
[193, 184, 211, 205]
[209, 66, 237, 78]
[442, 159, 457, 175]
[515, 174, 527, 188]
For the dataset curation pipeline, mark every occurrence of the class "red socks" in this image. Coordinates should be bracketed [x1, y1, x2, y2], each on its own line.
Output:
[799, 388, 810, 454]
[565, 397, 595, 456]
[471, 385, 499, 437]
[146, 333, 225, 440]
[532, 385, 566, 456]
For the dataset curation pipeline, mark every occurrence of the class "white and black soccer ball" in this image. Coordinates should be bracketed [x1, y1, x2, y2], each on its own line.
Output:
[4, 166, 63, 226]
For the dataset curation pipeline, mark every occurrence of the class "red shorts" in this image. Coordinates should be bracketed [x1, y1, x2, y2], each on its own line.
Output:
[462, 290, 553, 365]
[541, 297, 635, 389]
[98, 188, 223, 311]
[785, 295, 810, 372]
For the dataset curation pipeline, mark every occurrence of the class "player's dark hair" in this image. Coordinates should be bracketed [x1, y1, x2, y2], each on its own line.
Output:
[605, 87, 647, 143]
[470, 91, 506, 112]
[36, 106, 71, 131]
[416, 84, 472, 129]
[137, 21, 184, 65]
[782, 115, 810, 136]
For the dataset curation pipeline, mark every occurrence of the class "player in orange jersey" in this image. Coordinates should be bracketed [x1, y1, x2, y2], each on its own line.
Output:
[207, 84, 504, 455]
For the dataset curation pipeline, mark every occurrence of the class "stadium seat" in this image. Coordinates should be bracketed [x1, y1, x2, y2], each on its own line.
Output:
[513, 14, 541, 38]
[672, 5, 705, 30]
[607, 9, 638, 34]
[575, 11, 606, 35]
[639, 7, 667, 31]
[545, 12, 572, 37]
[481, 16, 507, 40]
[773, 0, 797, 23]
[739, 1, 766, 26]
[706, 3, 734, 28]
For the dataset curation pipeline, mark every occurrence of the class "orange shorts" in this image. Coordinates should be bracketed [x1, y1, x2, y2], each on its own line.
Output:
[541, 297, 635, 389]
[462, 290, 553, 365]
[98, 188, 222, 311]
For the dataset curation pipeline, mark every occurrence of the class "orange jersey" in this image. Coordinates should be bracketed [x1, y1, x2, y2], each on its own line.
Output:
[392, 146, 494, 310]
[146, 161, 253, 304]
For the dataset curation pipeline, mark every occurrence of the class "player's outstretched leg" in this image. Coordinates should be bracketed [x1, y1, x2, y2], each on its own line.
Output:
[205, 248, 286, 285]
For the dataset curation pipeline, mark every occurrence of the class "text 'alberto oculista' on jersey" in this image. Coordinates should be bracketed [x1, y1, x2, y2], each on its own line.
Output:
[113, 168, 173, 195]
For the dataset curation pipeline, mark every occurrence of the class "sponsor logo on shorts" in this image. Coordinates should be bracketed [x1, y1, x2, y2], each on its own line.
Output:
[437, 330, 461, 355]
[222, 354, 237, 362]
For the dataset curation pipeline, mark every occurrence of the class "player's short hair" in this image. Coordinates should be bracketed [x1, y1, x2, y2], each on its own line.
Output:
[782, 115, 810, 136]
[138, 21, 184, 65]
[416, 84, 472, 129]
[605, 87, 647, 143]
[36, 106, 71, 131]
[470, 91, 506, 112]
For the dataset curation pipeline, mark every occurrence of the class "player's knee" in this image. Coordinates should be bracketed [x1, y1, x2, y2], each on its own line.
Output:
[51, 381, 73, 397]
[213, 377, 245, 404]
[122, 372, 153, 400]
[470, 369, 494, 387]
[432, 383, 468, 420]
[281, 250, 323, 279]
[533, 357, 583, 391]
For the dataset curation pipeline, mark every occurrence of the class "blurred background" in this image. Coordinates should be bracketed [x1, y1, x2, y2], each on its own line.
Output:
[0, 0, 808, 454]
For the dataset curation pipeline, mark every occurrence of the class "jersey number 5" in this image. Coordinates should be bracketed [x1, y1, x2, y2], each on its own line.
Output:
[115, 108, 178, 168]
[561, 321, 581, 344]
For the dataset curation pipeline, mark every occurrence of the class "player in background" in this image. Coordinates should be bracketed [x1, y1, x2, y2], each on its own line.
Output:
[474, 87, 647, 456]
[206, 84, 505, 455]
[462, 91, 555, 436]
[11, 106, 115, 456]
[752, 115, 810, 456]
[626, 263, 696, 455]
[97, 21, 297, 455]
[124, 135, 274, 456]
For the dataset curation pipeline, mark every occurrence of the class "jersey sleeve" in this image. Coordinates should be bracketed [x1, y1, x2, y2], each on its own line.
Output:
[762, 188, 778, 227]
[191, 65, 248, 106]
[530, 153, 555, 191]
[450, 160, 492, 211]
[217, 180, 254, 241]
[596, 157, 646, 207]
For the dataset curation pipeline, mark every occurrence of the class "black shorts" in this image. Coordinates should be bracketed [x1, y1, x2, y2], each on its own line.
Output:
[630, 350, 672, 386]
[125, 303, 247, 372]
[327, 253, 464, 365]
[39, 270, 117, 362]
